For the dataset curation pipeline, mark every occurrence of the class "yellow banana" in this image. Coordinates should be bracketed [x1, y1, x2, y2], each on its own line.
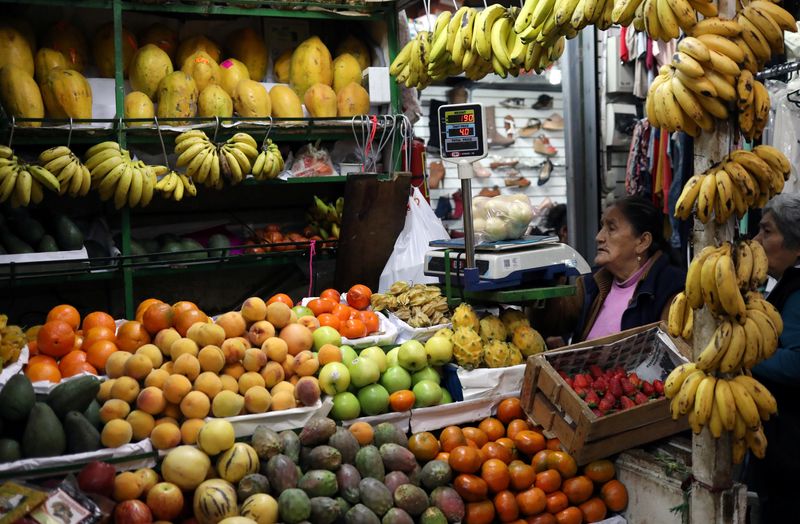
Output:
[127, 168, 143, 208]
[703, 68, 737, 103]
[664, 362, 699, 398]
[749, 0, 798, 32]
[753, 144, 790, 179]
[665, 0, 697, 32]
[668, 292, 687, 337]
[677, 370, 707, 415]
[714, 168, 736, 223]
[696, 33, 745, 63]
[658, 0, 682, 40]
[696, 170, 717, 223]
[742, 317, 763, 368]
[675, 69, 717, 99]
[747, 297, 783, 334]
[674, 173, 704, 219]
[742, 5, 784, 54]
[747, 309, 778, 359]
[681, 302, 694, 340]
[677, 36, 710, 62]
[732, 438, 747, 464]
[707, 49, 740, 76]
[738, 14, 772, 64]
[686, 245, 717, 309]
[747, 240, 769, 289]
[714, 379, 737, 432]
[746, 424, 767, 459]
[733, 374, 777, 417]
[708, 400, 724, 438]
[720, 323, 746, 373]
[729, 379, 761, 431]
[689, 16, 742, 37]
[696, 320, 732, 371]
[734, 241, 754, 290]
[696, 91, 729, 120]
[693, 375, 717, 426]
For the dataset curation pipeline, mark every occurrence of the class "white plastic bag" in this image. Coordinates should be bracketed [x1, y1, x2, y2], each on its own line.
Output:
[378, 187, 449, 292]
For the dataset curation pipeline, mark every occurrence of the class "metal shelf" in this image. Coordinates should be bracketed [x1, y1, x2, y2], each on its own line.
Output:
[444, 284, 577, 306]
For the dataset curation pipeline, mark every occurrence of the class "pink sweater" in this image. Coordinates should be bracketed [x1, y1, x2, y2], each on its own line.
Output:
[586, 258, 655, 341]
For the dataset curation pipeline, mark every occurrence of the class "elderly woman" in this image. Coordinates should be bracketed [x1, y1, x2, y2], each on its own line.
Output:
[533, 196, 685, 346]
[748, 193, 800, 523]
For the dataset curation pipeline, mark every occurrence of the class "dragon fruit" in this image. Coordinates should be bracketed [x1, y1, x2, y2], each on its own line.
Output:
[452, 303, 480, 331]
[512, 325, 546, 357]
[479, 314, 507, 343]
[500, 307, 530, 333]
[482, 340, 522, 368]
[452, 327, 483, 369]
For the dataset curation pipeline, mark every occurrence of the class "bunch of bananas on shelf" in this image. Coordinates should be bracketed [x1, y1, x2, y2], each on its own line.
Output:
[674, 146, 789, 223]
[251, 139, 284, 180]
[0, 315, 25, 368]
[615, 0, 710, 40]
[37, 146, 91, 197]
[155, 171, 197, 201]
[0, 146, 60, 207]
[84, 142, 160, 209]
[174, 131, 260, 187]
[306, 195, 343, 240]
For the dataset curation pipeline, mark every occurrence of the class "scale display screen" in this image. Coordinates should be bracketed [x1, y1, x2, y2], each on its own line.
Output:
[438, 103, 486, 160]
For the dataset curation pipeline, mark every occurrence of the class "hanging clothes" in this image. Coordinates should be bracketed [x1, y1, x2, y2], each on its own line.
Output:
[771, 77, 800, 194]
[625, 120, 652, 196]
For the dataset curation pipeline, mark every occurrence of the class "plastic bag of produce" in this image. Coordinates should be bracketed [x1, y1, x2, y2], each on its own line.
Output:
[378, 187, 449, 292]
[472, 194, 534, 242]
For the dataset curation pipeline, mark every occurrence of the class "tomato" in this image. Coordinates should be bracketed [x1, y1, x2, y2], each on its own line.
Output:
[507, 419, 530, 440]
[526, 513, 557, 524]
[516, 487, 547, 516]
[454, 474, 489, 502]
[494, 490, 519, 522]
[346, 284, 372, 310]
[481, 458, 510, 493]
[449, 445, 483, 474]
[465, 500, 495, 524]
[600, 480, 628, 512]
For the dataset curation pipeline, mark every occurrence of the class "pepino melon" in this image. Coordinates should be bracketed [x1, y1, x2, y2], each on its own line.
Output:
[233, 79, 270, 117]
[156, 72, 198, 122]
[41, 68, 92, 119]
[219, 58, 250, 97]
[304, 83, 337, 118]
[140, 23, 178, 61]
[336, 82, 369, 117]
[181, 51, 221, 93]
[124, 91, 154, 124]
[217, 442, 260, 483]
[177, 35, 221, 68]
[130, 44, 174, 100]
[289, 36, 332, 98]
[269, 85, 303, 119]
[336, 35, 371, 70]
[44, 21, 88, 73]
[199, 84, 233, 118]
[93, 23, 138, 78]
[0, 65, 44, 127]
[194, 478, 239, 524]
[273, 50, 292, 84]
[34, 48, 68, 85]
[227, 28, 268, 82]
[332, 53, 362, 94]
[241, 494, 279, 524]
[0, 27, 34, 77]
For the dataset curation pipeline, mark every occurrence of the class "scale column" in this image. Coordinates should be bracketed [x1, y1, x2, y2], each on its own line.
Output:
[458, 163, 475, 268]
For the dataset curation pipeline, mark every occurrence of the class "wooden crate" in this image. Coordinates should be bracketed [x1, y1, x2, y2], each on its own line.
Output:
[520, 322, 690, 464]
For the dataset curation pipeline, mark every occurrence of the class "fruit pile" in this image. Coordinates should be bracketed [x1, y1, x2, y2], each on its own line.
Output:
[370, 281, 451, 328]
[666, 239, 782, 464]
[0, 209, 85, 255]
[306, 195, 344, 242]
[0, 315, 26, 368]
[444, 303, 545, 370]
[558, 365, 666, 416]
[675, 147, 790, 224]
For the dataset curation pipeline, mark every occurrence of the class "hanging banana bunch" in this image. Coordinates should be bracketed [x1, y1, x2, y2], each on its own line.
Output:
[38, 146, 90, 197]
[83, 142, 160, 209]
[173, 130, 260, 189]
[0, 145, 61, 207]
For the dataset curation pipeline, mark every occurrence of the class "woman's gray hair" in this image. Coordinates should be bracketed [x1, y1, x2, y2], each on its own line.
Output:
[764, 193, 800, 249]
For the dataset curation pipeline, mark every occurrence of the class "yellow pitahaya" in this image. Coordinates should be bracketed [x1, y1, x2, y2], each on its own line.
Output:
[482, 340, 518, 368]
[512, 325, 546, 357]
[479, 314, 507, 343]
[452, 303, 480, 331]
[500, 307, 530, 333]
[452, 327, 482, 369]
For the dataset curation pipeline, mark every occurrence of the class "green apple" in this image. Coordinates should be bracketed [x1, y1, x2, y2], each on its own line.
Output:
[331, 392, 360, 420]
[359, 346, 387, 373]
[398, 340, 427, 371]
[411, 366, 441, 386]
[340, 345, 358, 365]
[357, 384, 390, 416]
[425, 335, 453, 366]
[413, 380, 443, 407]
[347, 357, 380, 388]
[440, 388, 453, 404]
[386, 347, 400, 368]
[380, 366, 412, 393]
[292, 305, 315, 319]
[318, 362, 350, 395]
[312, 326, 342, 350]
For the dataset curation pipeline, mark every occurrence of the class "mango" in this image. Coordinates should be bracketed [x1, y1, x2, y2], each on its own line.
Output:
[219, 58, 250, 96]
[336, 82, 369, 117]
[379, 443, 417, 472]
[273, 50, 292, 84]
[269, 85, 303, 119]
[303, 83, 337, 118]
[41, 68, 92, 119]
[265, 454, 299, 493]
[333, 54, 362, 94]
[130, 44, 174, 100]
[156, 71, 198, 123]
[289, 36, 332, 98]
[336, 464, 361, 504]
[0, 66, 43, 127]
[93, 23, 138, 78]
[181, 51, 220, 93]
[140, 23, 178, 61]
[227, 28, 268, 82]
[198, 84, 233, 118]
[176, 35, 220, 67]
[336, 35, 371, 70]
[299, 417, 336, 446]
[44, 21, 88, 73]
[0, 27, 34, 77]
[233, 79, 270, 117]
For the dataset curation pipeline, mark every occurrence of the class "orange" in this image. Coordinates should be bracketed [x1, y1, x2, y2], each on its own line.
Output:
[408, 431, 440, 461]
[478, 417, 505, 442]
[317, 313, 341, 331]
[28, 355, 57, 368]
[26, 361, 62, 383]
[497, 398, 525, 424]
[546, 491, 569, 514]
[346, 284, 372, 310]
[506, 419, 530, 440]
[600, 480, 627, 512]
[514, 430, 546, 457]
[136, 298, 165, 322]
[174, 309, 208, 337]
[449, 445, 483, 474]
[516, 487, 547, 516]
[320, 288, 341, 303]
[116, 321, 151, 352]
[267, 293, 294, 307]
[583, 460, 615, 484]
[480, 458, 510, 493]
[348, 421, 373, 445]
[82, 326, 117, 350]
[357, 310, 380, 334]
[462, 427, 489, 449]
[307, 298, 335, 317]
[59, 350, 87, 375]
[340, 319, 367, 339]
[331, 303, 353, 322]
[562, 476, 593, 505]
[493, 490, 519, 522]
[82, 311, 116, 332]
[171, 300, 199, 318]
[47, 305, 81, 330]
[555, 506, 583, 524]
[535, 469, 562, 494]
[142, 302, 174, 335]
[389, 390, 415, 412]
[87, 339, 118, 371]
[61, 356, 97, 378]
[38, 320, 76, 358]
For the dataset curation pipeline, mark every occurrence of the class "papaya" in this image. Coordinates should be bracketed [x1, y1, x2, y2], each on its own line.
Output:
[0, 27, 33, 78]
[1, 19, 35, 57]
[289, 36, 333, 98]
[156, 71, 198, 123]
[129, 44, 174, 101]
[219, 58, 250, 96]
[47, 375, 101, 420]
[269, 85, 303, 119]
[0, 65, 44, 127]
[34, 48, 68, 85]
[0, 373, 35, 421]
[336, 35, 371, 71]
[337, 82, 369, 117]
[181, 51, 220, 93]
[93, 23, 138, 78]
[22, 403, 66, 458]
[41, 68, 92, 119]
[198, 85, 233, 118]
[124, 91, 155, 124]
[140, 23, 178, 62]
[176, 35, 221, 68]
[333, 54, 362, 94]
[44, 21, 88, 73]
[227, 28, 268, 82]
[232, 79, 270, 117]
[304, 84, 337, 118]
[273, 50, 292, 84]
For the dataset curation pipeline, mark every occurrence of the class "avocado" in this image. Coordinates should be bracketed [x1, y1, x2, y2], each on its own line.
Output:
[38, 234, 59, 252]
[22, 402, 66, 458]
[208, 234, 231, 258]
[129, 239, 148, 259]
[52, 214, 84, 251]
[0, 228, 34, 254]
[0, 439, 21, 462]
[64, 411, 102, 454]
[47, 375, 101, 420]
[181, 238, 207, 260]
[84, 399, 102, 429]
[157, 233, 181, 246]
[0, 374, 35, 421]
[14, 217, 45, 245]
[159, 240, 184, 262]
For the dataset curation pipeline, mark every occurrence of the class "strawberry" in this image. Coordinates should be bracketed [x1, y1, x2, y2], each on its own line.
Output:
[602, 391, 616, 404]
[591, 408, 604, 417]
[598, 397, 615, 413]
[612, 367, 626, 379]
[585, 390, 600, 408]
[642, 381, 655, 396]
[557, 369, 570, 380]
[564, 376, 574, 388]
[620, 396, 636, 410]
[629, 372, 642, 388]
[593, 377, 608, 394]
[621, 378, 636, 396]
[573, 386, 588, 399]
[653, 379, 664, 395]
[574, 374, 589, 389]
[589, 364, 604, 379]
[634, 391, 649, 405]
[609, 377, 623, 398]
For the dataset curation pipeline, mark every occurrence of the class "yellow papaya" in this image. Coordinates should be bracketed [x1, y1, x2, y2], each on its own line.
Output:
[0, 27, 34, 77]
[232, 79, 270, 118]
[269, 85, 303, 118]
[181, 51, 220, 93]
[335, 35, 371, 70]
[304, 84, 337, 118]
[0, 65, 44, 127]
[44, 21, 89, 73]
[332, 54, 362, 94]
[219, 58, 249, 97]
[273, 50, 292, 84]
[35, 48, 69, 85]
[124, 91, 154, 126]
[139, 23, 178, 62]
[156, 72, 198, 123]
[289, 36, 332, 98]
[176, 35, 220, 68]
[198, 85, 233, 118]
[41, 68, 92, 119]
[93, 23, 138, 78]
[336, 82, 369, 117]
[129, 44, 174, 101]
[227, 28, 268, 82]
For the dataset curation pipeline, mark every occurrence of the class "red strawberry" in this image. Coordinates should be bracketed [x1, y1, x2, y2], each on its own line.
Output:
[585, 390, 600, 408]
[591, 408, 604, 417]
[621, 378, 636, 396]
[602, 391, 616, 404]
[574, 374, 589, 389]
[653, 379, 664, 395]
[612, 367, 626, 379]
[564, 376, 574, 388]
[634, 391, 649, 405]
[589, 364, 604, 379]
[557, 369, 570, 380]
[642, 381, 655, 396]
[573, 386, 588, 399]
[598, 397, 615, 412]
[620, 396, 636, 410]
[593, 377, 608, 394]
[609, 377, 623, 398]
[629, 372, 642, 388]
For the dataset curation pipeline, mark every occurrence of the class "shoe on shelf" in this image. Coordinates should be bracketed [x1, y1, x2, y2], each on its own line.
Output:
[486, 105, 515, 149]
[499, 97, 526, 109]
[532, 94, 554, 110]
[537, 159, 554, 186]
[473, 161, 492, 178]
[489, 159, 519, 169]
[450, 189, 463, 219]
[478, 185, 501, 197]
[434, 196, 452, 219]
[447, 85, 469, 104]
[504, 115, 516, 139]
[429, 160, 445, 189]
[519, 118, 542, 137]
[533, 135, 557, 156]
[505, 176, 531, 187]
[543, 113, 564, 131]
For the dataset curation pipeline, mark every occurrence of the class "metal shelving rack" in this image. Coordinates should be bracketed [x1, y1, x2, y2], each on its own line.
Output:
[0, 0, 402, 316]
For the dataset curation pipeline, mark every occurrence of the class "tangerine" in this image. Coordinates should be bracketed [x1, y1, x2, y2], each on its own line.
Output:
[142, 302, 174, 335]
[463, 427, 489, 448]
[546, 491, 569, 514]
[453, 474, 488, 502]
[317, 313, 341, 331]
[171, 300, 198, 317]
[267, 293, 294, 307]
[174, 309, 208, 337]
[82, 311, 116, 332]
[535, 469, 562, 494]
[600, 480, 627, 512]
[26, 361, 61, 382]
[37, 320, 76, 358]
[516, 487, 547, 516]
[480, 458, 510, 493]
[87, 339, 118, 371]
[583, 460, 615, 484]
[479, 417, 505, 442]
[578, 497, 607, 523]
[357, 310, 380, 334]
[307, 298, 335, 317]
[320, 288, 341, 303]
[494, 490, 519, 522]
[449, 445, 483, 474]
[554, 506, 583, 524]
[497, 398, 525, 425]
[465, 500, 495, 524]
[562, 476, 594, 505]
[440, 426, 467, 452]
[116, 321, 151, 352]
[508, 460, 536, 491]
[514, 430, 547, 457]
[389, 390, 416, 412]
[346, 284, 372, 310]
[82, 326, 117, 350]
[481, 441, 513, 464]
[507, 419, 530, 439]
[348, 421, 373, 445]
[408, 431, 440, 461]
[340, 318, 368, 339]
[47, 305, 81, 330]
[136, 299, 164, 321]
[58, 350, 87, 375]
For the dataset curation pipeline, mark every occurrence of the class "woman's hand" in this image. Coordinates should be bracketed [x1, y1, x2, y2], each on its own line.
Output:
[546, 336, 566, 349]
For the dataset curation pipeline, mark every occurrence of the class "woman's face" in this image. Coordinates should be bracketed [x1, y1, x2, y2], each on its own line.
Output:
[754, 212, 800, 279]
[595, 206, 650, 276]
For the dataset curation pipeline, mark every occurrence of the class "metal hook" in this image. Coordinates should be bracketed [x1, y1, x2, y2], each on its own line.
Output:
[351, 114, 369, 170]
[154, 117, 170, 168]
[261, 116, 274, 150]
[66, 118, 74, 149]
[213, 116, 221, 143]
[451, 0, 459, 10]
[424, 0, 433, 32]
[7, 116, 14, 148]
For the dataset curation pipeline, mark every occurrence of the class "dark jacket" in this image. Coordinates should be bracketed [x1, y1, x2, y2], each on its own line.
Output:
[531, 251, 686, 343]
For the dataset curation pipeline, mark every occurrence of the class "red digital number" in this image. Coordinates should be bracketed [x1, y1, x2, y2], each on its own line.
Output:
[462, 114, 474, 122]
[459, 128, 470, 136]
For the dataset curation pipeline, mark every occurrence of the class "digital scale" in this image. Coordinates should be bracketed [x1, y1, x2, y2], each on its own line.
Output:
[430, 103, 591, 291]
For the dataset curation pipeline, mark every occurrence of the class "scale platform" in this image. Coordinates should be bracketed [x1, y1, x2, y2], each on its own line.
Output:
[424, 238, 591, 291]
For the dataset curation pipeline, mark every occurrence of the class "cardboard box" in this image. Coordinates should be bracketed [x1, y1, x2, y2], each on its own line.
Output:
[521, 322, 690, 464]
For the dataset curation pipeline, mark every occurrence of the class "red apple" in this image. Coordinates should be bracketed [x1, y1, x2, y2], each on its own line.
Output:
[115, 500, 153, 524]
[146, 482, 184, 521]
[77, 461, 116, 498]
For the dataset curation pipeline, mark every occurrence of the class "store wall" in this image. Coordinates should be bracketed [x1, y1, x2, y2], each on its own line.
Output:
[413, 85, 569, 231]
